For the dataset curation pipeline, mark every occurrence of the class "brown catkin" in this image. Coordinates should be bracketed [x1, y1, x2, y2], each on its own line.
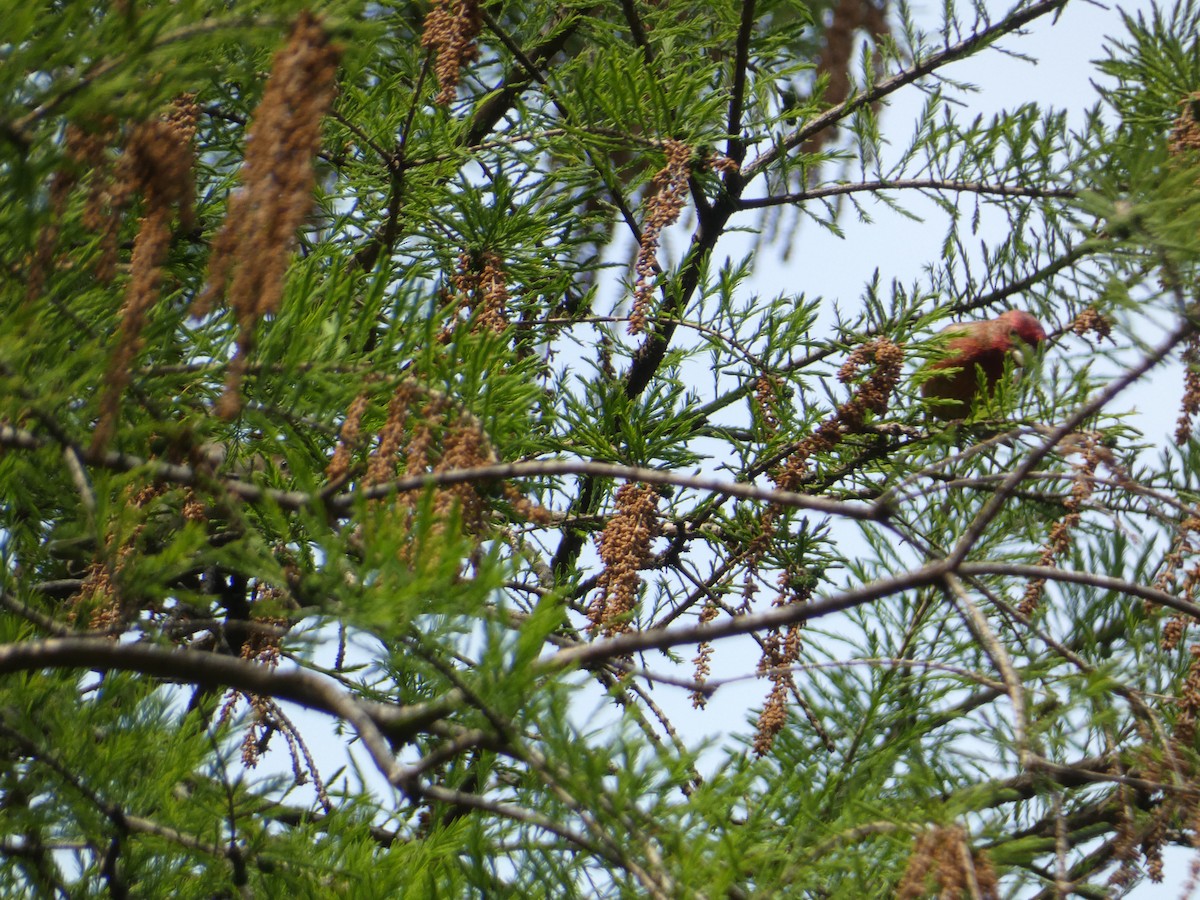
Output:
[421, 0, 483, 105]
[327, 391, 371, 483]
[194, 12, 341, 419]
[589, 483, 661, 636]
[92, 109, 197, 452]
[776, 338, 903, 490]
[630, 140, 692, 335]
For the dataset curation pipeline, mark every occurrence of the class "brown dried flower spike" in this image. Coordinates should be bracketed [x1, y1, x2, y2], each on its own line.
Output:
[449, 250, 509, 335]
[326, 390, 371, 484]
[193, 12, 341, 419]
[1069, 306, 1113, 343]
[1019, 435, 1102, 616]
[1169, 93, 1200, 158]
[92, 100, 199, 453]
[775, 337, 904, 490]
[422, 0, 484, 105]
[1177, 333, 1200, 446]
[589, 483, 661, 637]
[28, 120, 119, 302]
[630, 140, 692, 335]
[897, 825, 1000, 900]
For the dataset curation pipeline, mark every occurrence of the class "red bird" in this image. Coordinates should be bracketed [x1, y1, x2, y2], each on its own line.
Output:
[920, 310, 1047, 420]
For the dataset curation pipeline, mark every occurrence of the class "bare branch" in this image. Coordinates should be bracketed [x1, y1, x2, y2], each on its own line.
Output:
[0, 638, 448, 780]
[739, 178, 1076, 209]
[0, 424, 884, 521]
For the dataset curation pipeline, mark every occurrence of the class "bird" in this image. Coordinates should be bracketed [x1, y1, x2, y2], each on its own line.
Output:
[920, 310, 1047, 420]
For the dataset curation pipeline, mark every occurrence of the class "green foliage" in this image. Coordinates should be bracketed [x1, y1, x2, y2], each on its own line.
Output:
[4, 0, 1200, 895]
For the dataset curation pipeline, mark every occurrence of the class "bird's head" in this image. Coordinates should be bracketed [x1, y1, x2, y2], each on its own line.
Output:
[994, 310, 1047, 362]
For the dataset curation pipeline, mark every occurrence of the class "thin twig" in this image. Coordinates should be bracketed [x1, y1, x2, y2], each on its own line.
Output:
[739, 178, 1076, 209]
[0, 425, 885, 521]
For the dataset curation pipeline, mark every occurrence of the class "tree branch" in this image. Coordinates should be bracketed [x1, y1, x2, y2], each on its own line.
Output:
[739, 178, 1076, 209]
[0, 425, 885, 521]
[0, 638, 448, 762]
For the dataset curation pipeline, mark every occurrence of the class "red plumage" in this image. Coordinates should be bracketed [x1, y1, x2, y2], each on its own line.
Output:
[920, 310, 1047, 419]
